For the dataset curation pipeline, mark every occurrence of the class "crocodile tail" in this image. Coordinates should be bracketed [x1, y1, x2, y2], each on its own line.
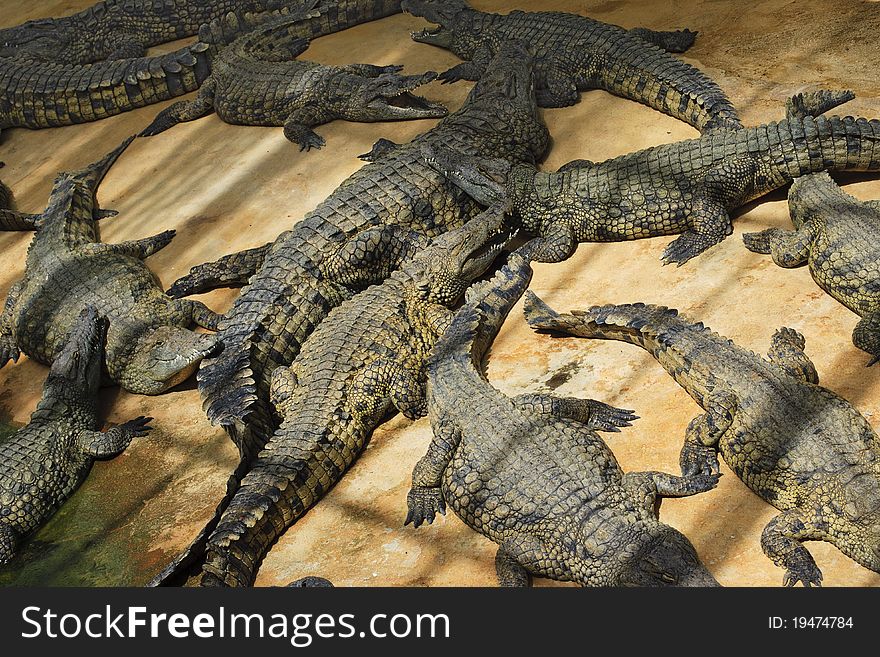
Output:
[0, 43, 211, 129]
[778, 115, 880, 179]
[524, 297, 692, 356]
[199, 414, 355, 587]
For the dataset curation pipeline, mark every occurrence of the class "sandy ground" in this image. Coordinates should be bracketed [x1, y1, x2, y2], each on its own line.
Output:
[1, 0, 880, 587]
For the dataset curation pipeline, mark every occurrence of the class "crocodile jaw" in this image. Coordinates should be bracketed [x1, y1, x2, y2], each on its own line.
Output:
[365, 91, 448, 120]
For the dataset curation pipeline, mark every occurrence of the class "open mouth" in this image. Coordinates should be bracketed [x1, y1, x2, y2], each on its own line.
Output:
[411, 24, 446, 43]
[372, 91, 448, 118]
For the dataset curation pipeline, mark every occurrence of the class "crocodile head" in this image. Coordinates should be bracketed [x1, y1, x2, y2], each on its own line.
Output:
[618, 527, 720, 587]
[423, 144, 511, 206]
[0, 19, 72, 60]
[404, 0, 472, 50]
[411, 201, 512, 306]
[45, 306, 108, 399]
[345, 71, 448, 122]
[119, 326, 220, 395]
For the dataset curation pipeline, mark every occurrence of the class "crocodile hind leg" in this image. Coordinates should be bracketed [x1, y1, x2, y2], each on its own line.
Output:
[767, 327, 819, 383]
[512, 393, 638, 432]
[358, 138, 401, 162]
[679, 392, 736, 477]
[106, 36, 147, 60]
[0, 209, 39, 231]
[166, 243, 272, 298]
[0, 523, 17, 564]
[77, 416, 152, 458]
[628, 27, 697, 53]
[140, 78, 217, 137]
[742, 224, 815, 268]
[405, 421, 461, 528]
[853, 315, 880, 366]
[0, 281, 22, 367]
[533, 221, 578, 263]
[662, 156, 757, 265]
[761, 508, 825, 587]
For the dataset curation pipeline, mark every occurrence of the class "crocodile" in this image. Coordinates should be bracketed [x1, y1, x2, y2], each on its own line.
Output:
[0, 0, 403, 131]
[0, 0, 402, 63]
[742, 92, 880, 364]
[139, 15, 447, 149]
[402, 0, 741, 133]
[424, 91, 880, 266]
[404, 246, 720, 587]
[0, 137, 220, 395]
[0, 306, 153, 565]
[526, 298, 880, 586]
[161, 203, 513, 586]
[168, 41, 548, 461]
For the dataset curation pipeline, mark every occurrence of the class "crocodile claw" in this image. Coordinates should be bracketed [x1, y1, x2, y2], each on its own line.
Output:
[680, 442, 721, 478]
[119, 415, 154, 438]
[438, 64, 471, 85]
[586, 400, 639, 432]
[782, 555, 823, 588]
[687, 472, 722, 493]
[404, 486, 445, 528]
[742, 229, 773, 254]
[298, 132, 326, 152]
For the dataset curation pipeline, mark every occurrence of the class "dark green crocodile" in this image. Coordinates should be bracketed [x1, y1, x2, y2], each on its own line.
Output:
[140, 13, 446, 149]
[0, 306, 152, 565]
[0, 137, 220, 394]
[743, 91, 880, 364]
[158, 203, 513, 586]
[0, 0, 402, 63]
[425, 92, 880, 266]
[168, 42, 548, 462]
[0, 0, 403, 131]
[405, 246, 719, 587]
[526, 298, 880, 586]
[402, 0, 740, 132]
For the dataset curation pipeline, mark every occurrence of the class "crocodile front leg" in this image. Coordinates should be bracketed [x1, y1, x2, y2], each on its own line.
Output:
[177, 299, 223, 331]
[742, 224, 816, 268]
[767, 327, 819, 383]
[166, 243, 272, 298]
[358, 138, 401, 162]
[512, 393, 638, 432]
[535, 63, 579, 108]
[85, 229, 176, 259]
[438, 45, 493, 84]
[321, 226, 432, 288]
[77, 416, 152, 458]
[626, 471, 721, 499]
[0, 208, 39, 231]
[282, 98, 332, 151]
[405, 420, 461, 528]
[679, 392, 736, 477]
[0, 280, 22, 367]
[761, 508, 825, 587]
[533, 221, 578, 263]
[140, 78, 217, 137]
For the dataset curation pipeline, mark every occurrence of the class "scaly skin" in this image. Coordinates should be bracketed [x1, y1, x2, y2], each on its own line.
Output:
[0, 307, 152, 565]
[404, 247, 719, 587]
[426, 94, 880, 266]
[743, 91, 880, 364]
[526, 299, 880, 586]
[172, 42, 548, 462]
[0, 137, 220, 395]
[0, 176, 40, 231]
[0, 0, 401, 63]
[0, 1, 403, 132]
[140, 11, 447, 148]
[173, 204, 511, 587]
[0, 42, 211, 132]
[402, 0, 740, 132]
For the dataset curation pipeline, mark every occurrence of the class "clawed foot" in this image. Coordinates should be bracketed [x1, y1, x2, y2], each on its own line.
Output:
[742, 229, 773, 254]
[686, 472, 722, 493]
[297, 131, 326, 152]
[404, 486, 445, 528]
[661, 232, 715, 266]
[680, 442, 721, 477]
[119, 416, 153, 438]
[438, 63, 474, 84]
[584, 400, 639, 432]
[782, 554, 823, 588]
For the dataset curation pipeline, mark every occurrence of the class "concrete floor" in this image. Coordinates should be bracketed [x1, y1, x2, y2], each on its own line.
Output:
[1, 0, 880, 587]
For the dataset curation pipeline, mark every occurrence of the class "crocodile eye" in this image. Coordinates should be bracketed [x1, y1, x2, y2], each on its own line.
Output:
[154, 339, 165, 348]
